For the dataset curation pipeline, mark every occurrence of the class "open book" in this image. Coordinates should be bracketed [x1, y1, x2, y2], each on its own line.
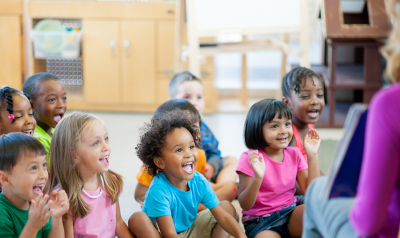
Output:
[323, 104, 368, 200]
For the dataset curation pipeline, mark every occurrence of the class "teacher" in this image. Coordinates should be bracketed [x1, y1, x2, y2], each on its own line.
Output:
[302, 0, 400, 237]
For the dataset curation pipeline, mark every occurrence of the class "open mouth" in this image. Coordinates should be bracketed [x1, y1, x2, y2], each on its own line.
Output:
[99, 155, 109, 165]
[182, 161, 194, 174]
[307, 110, 319, 119]
[54, 114, 64, 123]
[33, 184, 44, 195]
[277, 137, 288, 143]
[22, 129, 33, 136]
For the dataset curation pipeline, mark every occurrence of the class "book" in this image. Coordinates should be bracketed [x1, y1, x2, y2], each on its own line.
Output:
[323, 104, 368, 200]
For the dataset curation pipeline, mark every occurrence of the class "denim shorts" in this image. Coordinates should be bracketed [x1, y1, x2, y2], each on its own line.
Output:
[243, 205, 297, 238]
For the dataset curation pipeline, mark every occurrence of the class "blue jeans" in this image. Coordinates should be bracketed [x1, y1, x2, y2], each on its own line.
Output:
[243, 205, 296, 238]
[302, 176, 358, 238]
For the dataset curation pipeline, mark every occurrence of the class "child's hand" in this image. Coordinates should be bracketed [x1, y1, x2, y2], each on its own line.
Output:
[249, 150, 265, 179]
[50, 189, 70, 219]
[204, 163, 215, 181]
[26, 193, 53, 232]
[304, 128, 321, 157]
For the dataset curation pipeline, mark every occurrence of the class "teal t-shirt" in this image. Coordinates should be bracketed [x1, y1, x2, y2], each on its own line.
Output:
[142, 171, 220, 233]
[0, 194, 51, 238]
[33, 125, 55, 166]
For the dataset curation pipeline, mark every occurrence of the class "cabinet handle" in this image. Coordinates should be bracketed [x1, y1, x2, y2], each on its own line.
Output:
[124, 40, 130, 58]
[110, 40, 116, 58]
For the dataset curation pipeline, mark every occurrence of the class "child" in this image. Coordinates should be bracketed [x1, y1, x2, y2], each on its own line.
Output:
[134, 100, 238, 208]
[23, 73, 67, 165]
[281, 67, 326, 164]
[168, 71, 238, 184]
[48, 112, 132, 238]
[237, 99, 321, 238]
[129, 109, 246, 238]
[0, 133, 69, 237]
[0, 86, 36, 136]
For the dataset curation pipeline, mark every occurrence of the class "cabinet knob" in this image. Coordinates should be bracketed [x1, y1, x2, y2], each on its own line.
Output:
[110, 40, 116, 58]
[124, 40, 130, 58]
[166, 10, 174, 14]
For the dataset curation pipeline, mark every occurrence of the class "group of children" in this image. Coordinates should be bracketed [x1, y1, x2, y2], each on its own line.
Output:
[0, 66, 327, 238]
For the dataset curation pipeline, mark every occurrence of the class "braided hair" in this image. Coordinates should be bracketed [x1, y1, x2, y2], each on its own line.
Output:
[281, 67, 326, 98]
[0, 86, 26, 122]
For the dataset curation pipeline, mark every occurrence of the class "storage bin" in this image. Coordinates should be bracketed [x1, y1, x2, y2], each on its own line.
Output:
[31, 30, 82, 59]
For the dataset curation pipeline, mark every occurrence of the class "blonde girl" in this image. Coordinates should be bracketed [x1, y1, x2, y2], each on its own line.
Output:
[49, 112, 132, 238]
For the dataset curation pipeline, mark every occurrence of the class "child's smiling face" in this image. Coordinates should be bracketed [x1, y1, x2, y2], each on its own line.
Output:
[75, 120, 110, 176]
[262, 115, 293, 150]
[32, 80, 67, 129]
[0, 154, 47, 209]
[284, 76, 325, 125]
[0, 94, 36, 136]
[155, 127, 199, 191]
[174, 81, 205, 116]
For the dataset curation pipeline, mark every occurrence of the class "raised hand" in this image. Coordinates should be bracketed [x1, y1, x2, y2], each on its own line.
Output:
[49, 189, 70, 219]
[26, 193, 53, 232]
[248, 150, 266, 179]
[304, 128, 321, 157]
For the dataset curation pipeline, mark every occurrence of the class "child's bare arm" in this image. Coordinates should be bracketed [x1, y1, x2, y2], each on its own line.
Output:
[237, 150, 265, 211]
[48, 190, 69, 238]
[115, 200, 134, 238]
[156, 216, 180, 238]
[20, 194, 52, 238]
[134, 182, 149, 203]
[297, 129, 321, 193]
[63, 214, 74, 238]
[210, 204, 246, 238]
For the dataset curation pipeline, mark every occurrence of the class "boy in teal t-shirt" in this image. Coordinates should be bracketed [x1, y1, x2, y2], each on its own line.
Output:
[23, 73, 67, 166]
[129, 110, 245, 238]
[0, 133, 69, 238]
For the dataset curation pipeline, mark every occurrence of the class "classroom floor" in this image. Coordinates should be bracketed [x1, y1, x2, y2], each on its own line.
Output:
[87, 111, 343, 227]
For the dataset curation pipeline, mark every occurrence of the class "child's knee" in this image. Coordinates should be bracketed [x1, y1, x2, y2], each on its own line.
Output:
[226, 181, 239, 199]
[225, 156, 239, 167]
[219, 200, 239, 221]
[129, 211, 151, 230]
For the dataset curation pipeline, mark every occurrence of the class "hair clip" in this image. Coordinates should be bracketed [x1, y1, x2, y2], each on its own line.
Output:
[1, 85, 8, 89]
[8, 114, 14, 120]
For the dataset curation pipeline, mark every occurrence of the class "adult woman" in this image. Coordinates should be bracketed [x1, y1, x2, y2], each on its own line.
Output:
[302, 1, 400, 237]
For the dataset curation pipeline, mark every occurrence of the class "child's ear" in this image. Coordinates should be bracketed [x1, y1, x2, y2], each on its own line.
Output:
[153, 157, 165, 170]
[30, 100, 37, 111]
[0, 171, 11, 187]
[282, 96, 291, 108]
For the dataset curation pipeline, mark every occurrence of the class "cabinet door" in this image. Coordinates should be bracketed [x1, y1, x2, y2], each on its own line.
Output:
[82, 20, 120, 104]
[121, 20, 155, 105]
[157, 20, 175, 76]
[0, 15, 21, 89]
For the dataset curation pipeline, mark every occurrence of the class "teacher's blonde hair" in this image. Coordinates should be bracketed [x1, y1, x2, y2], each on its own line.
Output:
[382, 0, 400, 83]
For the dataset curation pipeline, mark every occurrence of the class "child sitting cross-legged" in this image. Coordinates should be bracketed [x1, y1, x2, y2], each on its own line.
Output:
[0, 133, 69, 238]
[134, 100, 238, 210]
[129, 109, 246, 238]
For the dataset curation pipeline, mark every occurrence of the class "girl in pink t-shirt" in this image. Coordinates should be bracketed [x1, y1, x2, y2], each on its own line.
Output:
[49, 112, 133, 238]
[236, 99, 321, 238]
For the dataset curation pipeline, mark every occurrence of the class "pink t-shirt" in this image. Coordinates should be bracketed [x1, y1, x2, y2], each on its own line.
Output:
[236, 147, 308, 217]
[69, 186, 118, 238]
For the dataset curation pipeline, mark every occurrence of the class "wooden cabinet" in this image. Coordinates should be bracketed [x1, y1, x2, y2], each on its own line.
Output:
[82, 20, 120, 104]
[83, 19, 156, 106]
[0, 1, 22, 90]
[121, 20, 155, 105]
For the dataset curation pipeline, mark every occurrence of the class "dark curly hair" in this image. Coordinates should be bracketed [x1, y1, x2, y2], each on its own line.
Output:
[281, 67, 326, 98]
[23, 73, 59, 101]
[136, 109, 201, 177]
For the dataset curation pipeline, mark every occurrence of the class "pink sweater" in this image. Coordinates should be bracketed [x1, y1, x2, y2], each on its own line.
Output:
[349, 83, 400, 238]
